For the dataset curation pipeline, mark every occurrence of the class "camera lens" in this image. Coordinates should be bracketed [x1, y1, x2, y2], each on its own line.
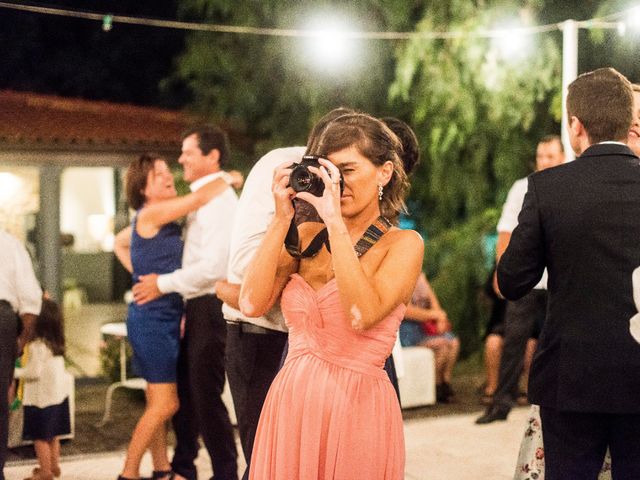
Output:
[292, 170, 313, 191]
[288, 155, 341, 197]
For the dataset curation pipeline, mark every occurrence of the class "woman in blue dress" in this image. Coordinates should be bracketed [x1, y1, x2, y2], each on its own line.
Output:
[114, 153, 229, 480]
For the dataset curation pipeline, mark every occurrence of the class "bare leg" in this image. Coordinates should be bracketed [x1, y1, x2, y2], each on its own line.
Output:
[421, 338, 449, 384]
[50, 437, 61, 476]
[149, 421, 172, 472]
[483, 334, 503, 396]
[121, 383, 179, 478]
[33, 439, 53, 477]
[443, 337, 460, 384]
[521, 338, 538, 394]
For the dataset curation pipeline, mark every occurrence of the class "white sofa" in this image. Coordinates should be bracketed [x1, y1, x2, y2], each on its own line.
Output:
[398, 346, 436, 408]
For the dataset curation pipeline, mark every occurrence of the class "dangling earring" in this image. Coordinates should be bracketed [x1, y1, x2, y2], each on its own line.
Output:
[378, 184, 384, 201]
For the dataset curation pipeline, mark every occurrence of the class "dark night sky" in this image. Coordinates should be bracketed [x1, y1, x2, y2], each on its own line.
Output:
[1, 1, 639, 109]
[0, 1, 187, 108]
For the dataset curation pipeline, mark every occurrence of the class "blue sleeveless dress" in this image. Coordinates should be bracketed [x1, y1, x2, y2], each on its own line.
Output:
[127, 215, 184, 383]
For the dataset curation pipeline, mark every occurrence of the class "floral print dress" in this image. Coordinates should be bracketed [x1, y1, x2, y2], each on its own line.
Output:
[513, 405, 612, 480]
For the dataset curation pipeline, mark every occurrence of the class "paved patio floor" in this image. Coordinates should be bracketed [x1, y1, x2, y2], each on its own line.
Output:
[6, 407, 529, 480]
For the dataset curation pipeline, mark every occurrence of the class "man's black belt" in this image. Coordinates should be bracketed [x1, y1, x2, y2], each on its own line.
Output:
[226, 321, 282, 335]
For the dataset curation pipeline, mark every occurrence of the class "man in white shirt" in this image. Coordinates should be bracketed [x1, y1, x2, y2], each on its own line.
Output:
[216, 146, 304, 479]
[0, 230, 42, 480]
[476, 135, 565, 424]
[133, 125, 238, 480]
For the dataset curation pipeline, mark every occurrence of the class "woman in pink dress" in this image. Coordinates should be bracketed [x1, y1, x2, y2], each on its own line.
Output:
[240, 113, 423, 479]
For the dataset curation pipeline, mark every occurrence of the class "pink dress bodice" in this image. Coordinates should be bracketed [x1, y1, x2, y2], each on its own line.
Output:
[282, 273, 405, 378]
[249, 274, 406, 480]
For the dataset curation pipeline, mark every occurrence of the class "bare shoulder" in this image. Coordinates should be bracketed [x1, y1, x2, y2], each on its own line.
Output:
[384, 228, 424, 254]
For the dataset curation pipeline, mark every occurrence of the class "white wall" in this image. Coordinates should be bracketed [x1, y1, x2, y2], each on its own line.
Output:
[60, 167, 115, 252]
[0, 167, 39, 242]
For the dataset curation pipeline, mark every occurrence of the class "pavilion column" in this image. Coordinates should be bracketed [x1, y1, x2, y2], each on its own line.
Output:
[37, 165, 62, 302]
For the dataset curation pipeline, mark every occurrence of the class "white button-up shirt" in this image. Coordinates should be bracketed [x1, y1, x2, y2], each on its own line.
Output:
[0, 230, 42, 315]
[157, 172, 238, 300]
[497, 177, 547, 290]
[222, 146, 306, 331]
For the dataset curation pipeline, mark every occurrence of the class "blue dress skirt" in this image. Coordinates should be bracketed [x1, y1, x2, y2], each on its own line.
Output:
[127, 217, 184, 384]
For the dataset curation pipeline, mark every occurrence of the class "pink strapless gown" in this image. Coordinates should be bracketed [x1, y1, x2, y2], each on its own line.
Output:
[249, 274, 405, 480]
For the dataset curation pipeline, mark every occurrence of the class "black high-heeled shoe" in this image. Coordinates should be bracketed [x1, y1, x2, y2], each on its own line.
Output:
[152, 471, 175, 480]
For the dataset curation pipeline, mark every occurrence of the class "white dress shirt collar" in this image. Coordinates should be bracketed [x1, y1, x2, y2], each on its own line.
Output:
[597, 141, 627, 146]
[190, 171, 225, 192]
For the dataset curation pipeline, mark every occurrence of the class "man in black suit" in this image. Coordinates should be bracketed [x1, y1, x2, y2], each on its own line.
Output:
[497, 67, 640, 479]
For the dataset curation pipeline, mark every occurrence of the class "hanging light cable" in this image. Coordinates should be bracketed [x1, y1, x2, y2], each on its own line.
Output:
[0, 0, 628, 39]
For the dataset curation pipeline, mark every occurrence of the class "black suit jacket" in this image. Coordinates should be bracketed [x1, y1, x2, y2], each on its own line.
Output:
[497, 143, 640, 413]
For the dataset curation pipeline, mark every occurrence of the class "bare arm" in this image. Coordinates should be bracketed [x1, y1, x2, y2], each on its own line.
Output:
[137, 177, 229, 236]
[492, 231, 511, 297]
[239, 163, 299, 317]
[330, 225, 424, 330]
[215, 280, 241, 310]
[404, 304, 447, 323]
[224, 170, 245, 189]
[421, 277, 451, 333]
[239, 218, 298, 317]
[114, 226, 133, 273]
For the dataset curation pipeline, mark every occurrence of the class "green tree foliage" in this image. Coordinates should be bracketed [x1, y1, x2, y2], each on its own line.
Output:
[391, 1, 562, 355]
[166, 0, 422, 160]
[588, 0, 640, 82]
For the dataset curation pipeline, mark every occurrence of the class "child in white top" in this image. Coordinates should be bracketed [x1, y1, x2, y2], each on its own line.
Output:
[14, 298, 71, 480]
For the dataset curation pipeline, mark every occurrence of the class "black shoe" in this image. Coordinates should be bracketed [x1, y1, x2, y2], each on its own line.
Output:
[152, 472, 175, 480]
[475, 405, 510, 424]
[436, 383, 449, 403]
[442, 382, 456, 402]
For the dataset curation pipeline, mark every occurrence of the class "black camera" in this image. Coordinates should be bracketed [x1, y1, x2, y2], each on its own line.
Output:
[289, 155, 343, 197]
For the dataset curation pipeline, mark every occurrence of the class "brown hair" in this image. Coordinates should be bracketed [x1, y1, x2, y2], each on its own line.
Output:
[181, 124, 230, 167]
[125, 153, 164, 210]
[306, 107, 356, 154]
[632, 83, 640, 93]
[538, 134, 563, 152]
[36, 298, 65, 356]
[312, 113, 409, 224]
[381, 117, 420, 175]
[566, 68, 633, 143]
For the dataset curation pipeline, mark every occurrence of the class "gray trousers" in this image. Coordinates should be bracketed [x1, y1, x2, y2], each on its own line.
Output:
[493, 289, 547, 411]
[0, 301, 18, 480]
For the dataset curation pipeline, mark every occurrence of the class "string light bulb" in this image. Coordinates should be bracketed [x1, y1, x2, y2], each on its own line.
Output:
[102, 14, 113, 32]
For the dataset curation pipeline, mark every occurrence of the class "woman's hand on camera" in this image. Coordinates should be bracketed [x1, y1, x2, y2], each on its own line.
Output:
[272, 162, 296, 221]
[295, 158, 342, 227]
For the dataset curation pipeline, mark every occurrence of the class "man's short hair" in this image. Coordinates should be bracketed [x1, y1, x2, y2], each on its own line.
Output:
[538, 134, 563, 152]
[182, 124, 230, 167]
[566, 68, 633, 144]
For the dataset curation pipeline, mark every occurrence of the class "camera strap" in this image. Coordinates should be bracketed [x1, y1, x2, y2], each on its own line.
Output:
[284, 219, 328, 259]
[284, 215, 392, 259]
[353, 216, 393, 257]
